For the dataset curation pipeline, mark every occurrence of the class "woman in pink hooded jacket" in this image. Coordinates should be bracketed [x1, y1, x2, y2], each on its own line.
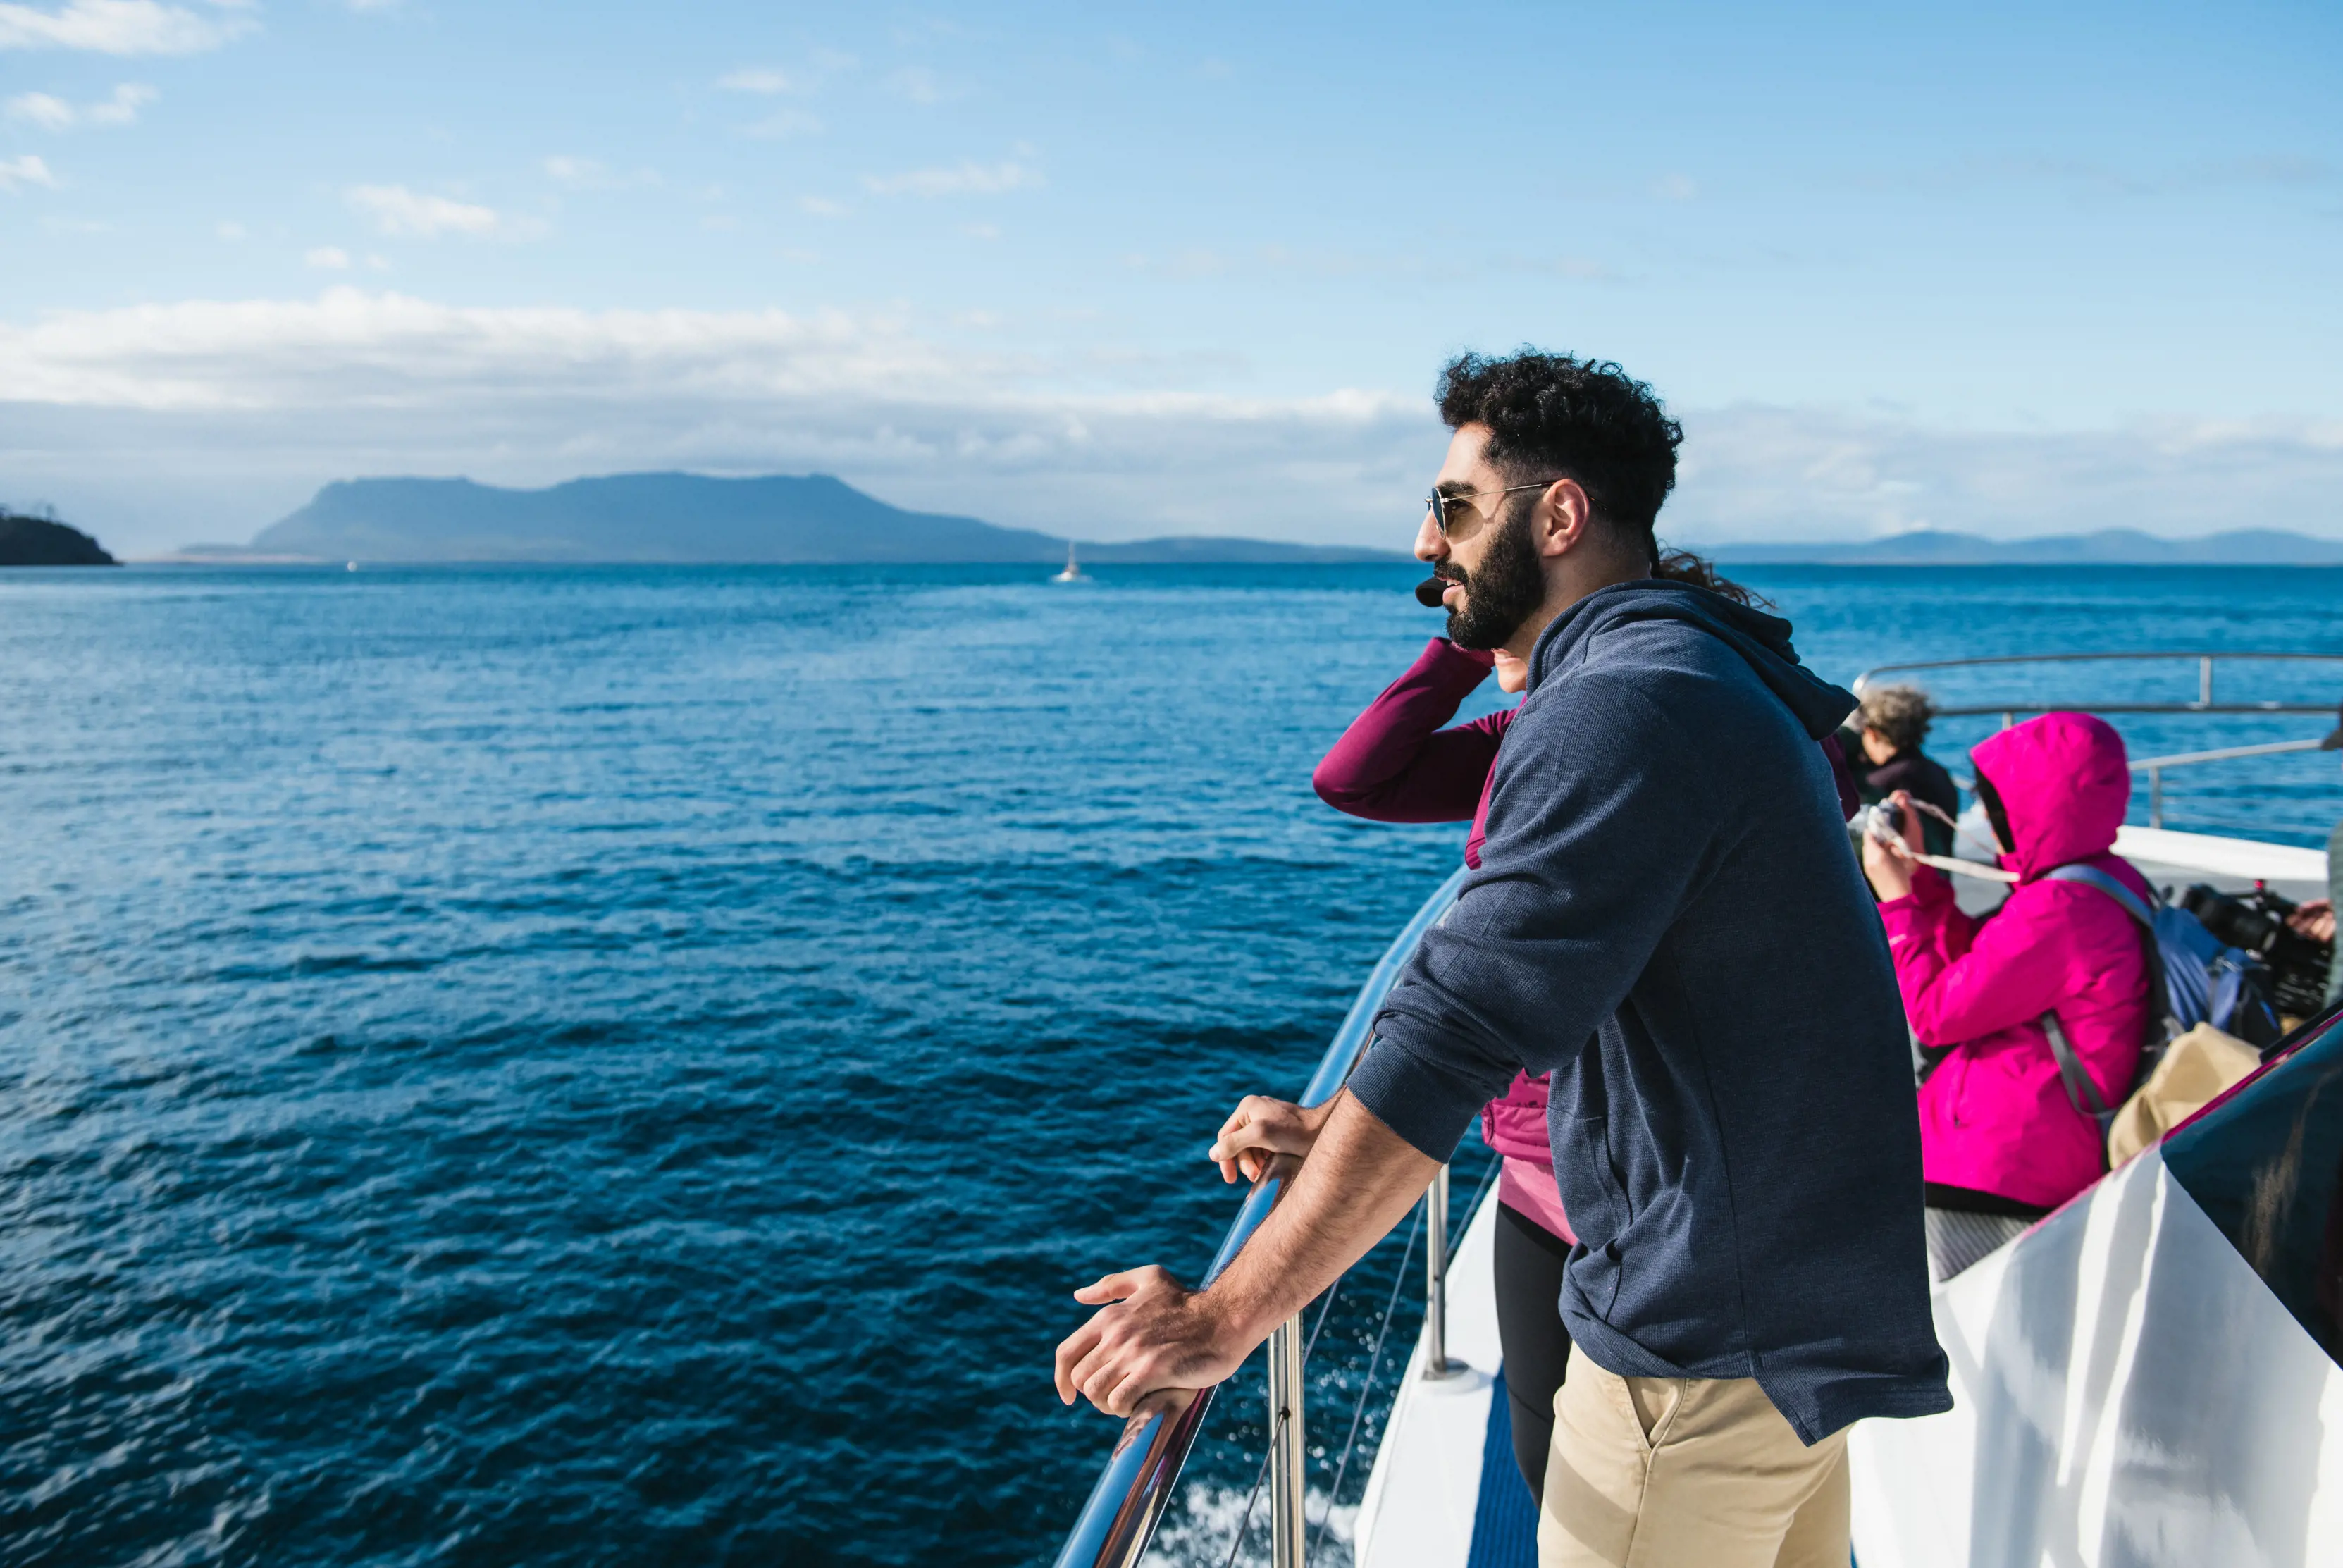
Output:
[1862, 710, 2153, 1282]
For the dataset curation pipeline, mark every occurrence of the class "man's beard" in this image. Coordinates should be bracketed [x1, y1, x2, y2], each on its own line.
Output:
[1443, 495, 1546, 650]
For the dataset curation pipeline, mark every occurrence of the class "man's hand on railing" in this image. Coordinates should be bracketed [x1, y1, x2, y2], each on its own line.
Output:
[1053, 1267, 1254, 1418]
[1055, 1093, 1438, 1423]
[1208, 1096, 1334, 1184]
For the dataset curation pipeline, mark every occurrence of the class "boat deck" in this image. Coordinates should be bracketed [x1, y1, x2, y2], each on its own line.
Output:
[1352, 1188, 1533, 1568]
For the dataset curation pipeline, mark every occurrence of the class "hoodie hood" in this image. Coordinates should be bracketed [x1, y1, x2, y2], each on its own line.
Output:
[1528, 581, 1857, 741]
[1968, 711, 2130, 879]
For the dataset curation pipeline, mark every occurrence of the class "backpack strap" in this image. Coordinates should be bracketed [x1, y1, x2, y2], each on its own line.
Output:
[2045, 860, 2182, 1047]
[2040, 862, 2166, 1168]
[2045, 863, 2155, 927]
[2041, 1008, 2115, 1168]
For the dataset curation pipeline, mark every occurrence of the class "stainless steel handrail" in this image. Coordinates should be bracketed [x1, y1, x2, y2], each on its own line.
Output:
[2132, 737, 2332, 772]
[2130, 736, 2332, 829]
[1852, 650, 2343, 719]
[1052, 865, 1469, 1568]
[1421, 1166, 1452, 1380]
[1266, 1318, 1306, 1568]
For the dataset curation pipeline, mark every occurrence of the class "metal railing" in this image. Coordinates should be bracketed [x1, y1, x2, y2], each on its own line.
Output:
[2133, 737, 2331, 829]
[1053, 866, 1469, 1568]
[1852, 650, 2343, 725]
[1421, 1166, 1450, 1381]
[1853, 650, 2341, 829]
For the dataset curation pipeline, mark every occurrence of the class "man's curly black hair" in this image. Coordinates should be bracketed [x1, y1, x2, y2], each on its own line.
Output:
[1437, 350, 1682, 534]
[1435, 350, 1762, 604]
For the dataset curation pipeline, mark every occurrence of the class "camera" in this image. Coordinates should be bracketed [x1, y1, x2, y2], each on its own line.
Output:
[2177, 882, 2335, 1020]
[1857, 801, 1905, 845]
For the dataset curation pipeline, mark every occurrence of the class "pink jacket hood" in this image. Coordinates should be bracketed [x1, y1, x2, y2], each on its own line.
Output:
[1970, 712, 2131, 880]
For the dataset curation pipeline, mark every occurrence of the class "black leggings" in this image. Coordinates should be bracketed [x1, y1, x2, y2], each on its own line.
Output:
[1492, 1199, 1574, 1502]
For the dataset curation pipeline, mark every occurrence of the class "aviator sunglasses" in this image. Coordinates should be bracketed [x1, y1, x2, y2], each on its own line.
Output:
[1425, 480, 1563, 536]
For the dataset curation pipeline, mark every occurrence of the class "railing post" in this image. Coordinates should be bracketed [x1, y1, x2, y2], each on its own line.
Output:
[1423, 1165, 1451, 1378]
[2149, 766, 2163, 829]
[2000, 710, 2015, 731]
[2200, 655, 2214, 708]
[1267, 1314, 1306, 1568]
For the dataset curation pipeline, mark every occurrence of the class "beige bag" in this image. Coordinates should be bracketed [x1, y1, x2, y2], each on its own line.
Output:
[2106, 1023, 2261, 1168]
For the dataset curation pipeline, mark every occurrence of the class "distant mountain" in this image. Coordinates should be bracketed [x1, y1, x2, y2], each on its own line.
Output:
[1710, 527, 2343, 565]
[0, 512, 117, 566]
[233, 473, 1401, 564]
[1077, 535, 1397, 564]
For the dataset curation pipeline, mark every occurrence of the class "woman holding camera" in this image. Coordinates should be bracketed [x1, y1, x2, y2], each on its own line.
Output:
[1861, 711, 2153, 1281]
[1849, 684, 1961, 857]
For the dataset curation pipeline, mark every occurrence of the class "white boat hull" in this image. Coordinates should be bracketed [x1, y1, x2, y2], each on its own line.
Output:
[1851, 1146, 2343, 1568]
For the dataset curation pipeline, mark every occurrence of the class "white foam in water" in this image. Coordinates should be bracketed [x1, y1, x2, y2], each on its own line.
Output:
[1140, 1481, 1359, 1568]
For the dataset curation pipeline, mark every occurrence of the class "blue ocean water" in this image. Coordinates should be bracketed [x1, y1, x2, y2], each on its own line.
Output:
[3, 562, 2339, 1568]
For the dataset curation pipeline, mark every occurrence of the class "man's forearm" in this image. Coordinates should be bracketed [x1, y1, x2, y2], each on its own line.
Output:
[1052, 1087, 1446, 1416]
[1201, 1089, 1442, 1345]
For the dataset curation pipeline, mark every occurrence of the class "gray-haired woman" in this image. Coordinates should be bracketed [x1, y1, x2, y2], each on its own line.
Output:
[1850, 684, 1961, 856]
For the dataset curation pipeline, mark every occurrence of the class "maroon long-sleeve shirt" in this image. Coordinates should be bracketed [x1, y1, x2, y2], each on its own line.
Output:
[1313, 638, 1512, 868]
[1315, 636, 1860, 855]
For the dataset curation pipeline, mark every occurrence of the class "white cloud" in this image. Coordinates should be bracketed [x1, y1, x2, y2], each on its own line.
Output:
[214, 218, 244, 239]
[864, 159, 1042, 197]
[0, 1, 249, 54]
[1667, 405, 2343, 544]
[717, 67, 793, 94]
[304, 245, 350, 269]
[1653, 171, 1700, 201]
[6, 79, 153, 127]
[345, 184, 537, 240]
[0, 289, 1431, 546]
[741, 108, 820, 140]
[5, 89, 72, 127]
[799, 195, 846, 218]
[4, 290, 2342, 555]
[716, 50, 853, 94]
[886, 66, 943, 103]
[543, 155, 657, 190]
[0, 152, 58, 190]
[86, 79, 151, 121]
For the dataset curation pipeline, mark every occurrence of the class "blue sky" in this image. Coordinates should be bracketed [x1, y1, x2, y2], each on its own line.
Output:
[3, 0, 2339, 554]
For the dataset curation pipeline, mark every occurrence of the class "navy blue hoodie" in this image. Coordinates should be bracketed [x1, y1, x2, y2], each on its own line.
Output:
[1349, 581, 1951, 1443]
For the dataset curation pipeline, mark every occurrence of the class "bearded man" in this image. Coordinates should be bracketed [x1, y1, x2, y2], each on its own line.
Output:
[1053, 350, 1948, 1568]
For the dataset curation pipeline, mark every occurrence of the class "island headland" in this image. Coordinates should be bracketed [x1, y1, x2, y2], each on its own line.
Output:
[183, 472, 1405, 565]
[0, 512, 119, 567]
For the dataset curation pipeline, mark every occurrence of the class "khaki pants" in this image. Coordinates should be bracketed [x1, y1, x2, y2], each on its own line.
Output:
[1538, 1362, 1850, 1568]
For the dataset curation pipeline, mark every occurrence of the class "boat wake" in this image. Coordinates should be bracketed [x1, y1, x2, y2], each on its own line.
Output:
[1139, 1481, 1359, 1568]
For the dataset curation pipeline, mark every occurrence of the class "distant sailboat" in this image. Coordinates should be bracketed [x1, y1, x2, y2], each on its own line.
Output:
[1051, 543, 1087, 583]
